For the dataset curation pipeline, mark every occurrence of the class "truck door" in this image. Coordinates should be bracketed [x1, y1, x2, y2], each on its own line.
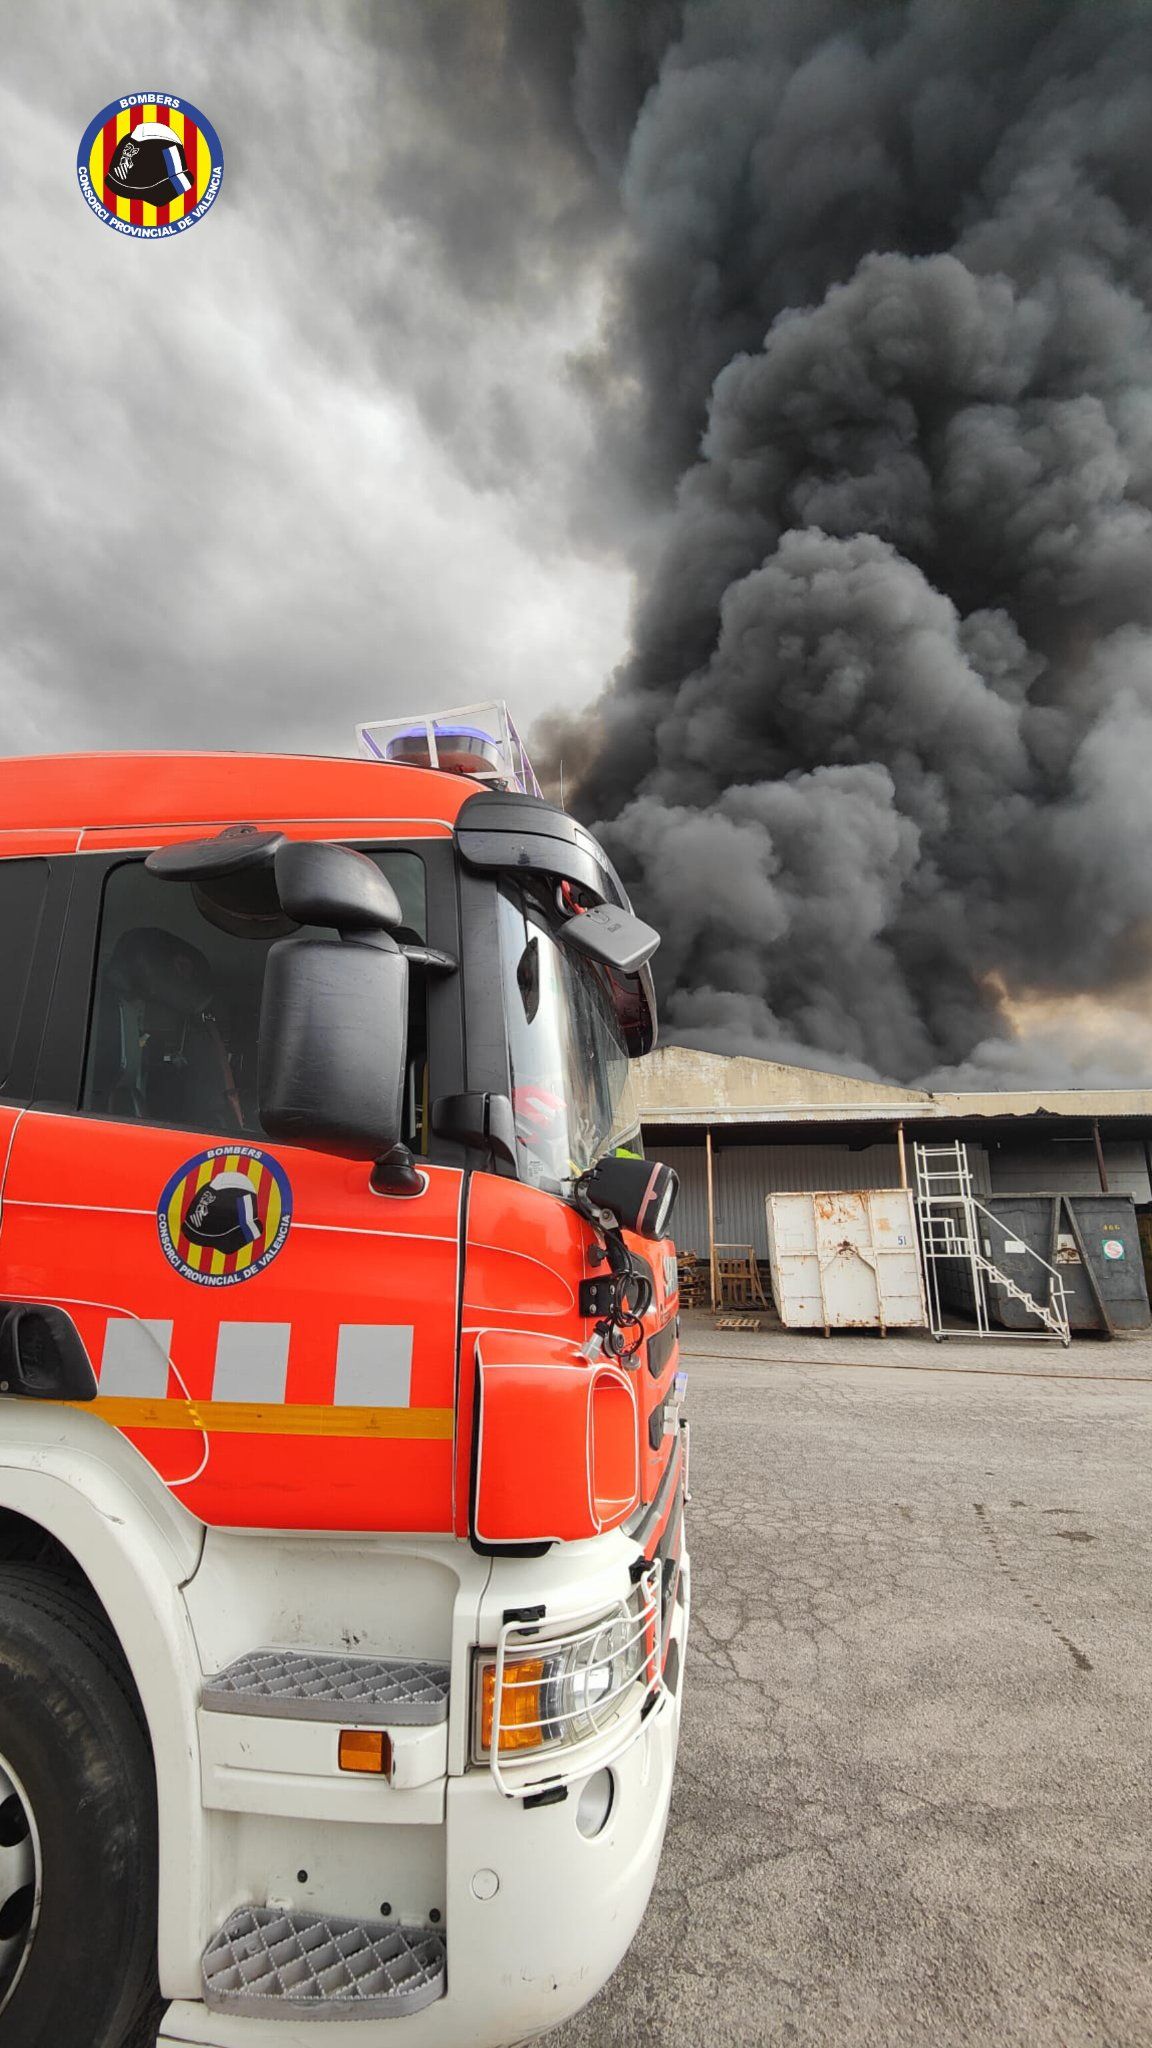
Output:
[0, 842, 464, 1533]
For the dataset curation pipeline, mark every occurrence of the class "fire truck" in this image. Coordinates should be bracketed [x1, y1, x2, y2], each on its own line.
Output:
[0, 704, 687, 2048]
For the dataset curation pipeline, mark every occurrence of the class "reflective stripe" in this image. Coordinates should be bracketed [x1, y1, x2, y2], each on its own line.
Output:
[78, 1398, 452, 1440]
[99, 1319, 419, 1409]
[99, 1318, 173, 1397]
[212, 1323, 291, 1403]
[334, 1326, 413, 1407]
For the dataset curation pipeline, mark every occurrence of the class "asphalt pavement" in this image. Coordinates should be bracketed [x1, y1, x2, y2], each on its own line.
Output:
[552, 1317, 1152, 2047]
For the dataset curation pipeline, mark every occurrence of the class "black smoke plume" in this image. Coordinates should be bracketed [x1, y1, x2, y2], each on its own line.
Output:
[547, 0, 1152, 1083]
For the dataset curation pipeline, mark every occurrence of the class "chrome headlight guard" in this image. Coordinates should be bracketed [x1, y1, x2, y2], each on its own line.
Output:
[473, 1562, 663, 1799]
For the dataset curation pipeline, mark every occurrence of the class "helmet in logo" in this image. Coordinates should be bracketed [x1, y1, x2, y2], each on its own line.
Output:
[105, 122, 193, 204]
[182, 1171, 262, 1257]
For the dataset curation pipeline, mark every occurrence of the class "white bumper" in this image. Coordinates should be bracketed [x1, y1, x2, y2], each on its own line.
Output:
[158, 1633, 683, 2048]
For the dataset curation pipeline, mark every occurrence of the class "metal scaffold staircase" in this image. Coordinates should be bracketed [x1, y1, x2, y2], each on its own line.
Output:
[913, 1142, 1070, 1345]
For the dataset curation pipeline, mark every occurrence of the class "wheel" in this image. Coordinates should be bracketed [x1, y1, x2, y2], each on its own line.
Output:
[0, 1566, 159, 2047]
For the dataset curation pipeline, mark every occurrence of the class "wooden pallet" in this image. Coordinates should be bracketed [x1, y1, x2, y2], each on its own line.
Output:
[714, 1244, 769, 1309]
[676, 1252, 710, 1308]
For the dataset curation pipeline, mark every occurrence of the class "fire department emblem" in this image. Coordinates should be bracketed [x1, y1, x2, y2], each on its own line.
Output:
[77, 93, 224, 238]
[158, 1147, 292, 1288]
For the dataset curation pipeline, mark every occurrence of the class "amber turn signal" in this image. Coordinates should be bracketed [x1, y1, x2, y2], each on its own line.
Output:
[338, 1728, 392, 1775]
[480, 1658, 546, 1753]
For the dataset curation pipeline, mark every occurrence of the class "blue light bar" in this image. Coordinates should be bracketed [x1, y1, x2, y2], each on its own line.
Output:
[357, 701, 543, 797]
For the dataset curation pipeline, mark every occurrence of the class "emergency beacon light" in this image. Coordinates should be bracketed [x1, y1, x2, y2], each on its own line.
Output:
[357, 699, 543, 797]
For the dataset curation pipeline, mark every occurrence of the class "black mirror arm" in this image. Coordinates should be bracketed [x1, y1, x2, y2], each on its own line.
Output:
[431, 1092, 518, 1169]
[370, 1144, 426, 1197]
[398, 944, 457, 975]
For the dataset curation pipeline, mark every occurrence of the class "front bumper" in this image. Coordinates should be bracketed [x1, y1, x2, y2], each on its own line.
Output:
[158, 1553, 688, 2048]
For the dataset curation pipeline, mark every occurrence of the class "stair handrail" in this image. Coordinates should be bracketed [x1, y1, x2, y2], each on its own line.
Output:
[953, 1197, 1071, 1338]
[965, 1191, 1070, 1311]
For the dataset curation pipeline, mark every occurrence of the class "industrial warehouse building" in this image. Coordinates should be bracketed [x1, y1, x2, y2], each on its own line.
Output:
[634, 1046, 1152, 1265]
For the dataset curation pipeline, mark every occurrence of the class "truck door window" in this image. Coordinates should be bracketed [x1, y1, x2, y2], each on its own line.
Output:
[0, 859, 49, 1091]
[82, 849, 427, 1141]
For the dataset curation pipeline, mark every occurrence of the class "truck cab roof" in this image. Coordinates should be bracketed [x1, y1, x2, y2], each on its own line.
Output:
[0, 751, 485, 835]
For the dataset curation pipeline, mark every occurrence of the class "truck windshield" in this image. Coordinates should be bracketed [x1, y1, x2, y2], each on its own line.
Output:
[498, 886, 642, 1192]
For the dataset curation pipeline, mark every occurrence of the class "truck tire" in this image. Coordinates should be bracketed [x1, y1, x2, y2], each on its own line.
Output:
[0, 1565, 159, 2048]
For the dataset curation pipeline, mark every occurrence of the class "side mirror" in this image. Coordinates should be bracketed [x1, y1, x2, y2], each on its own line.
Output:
[145, 829, 405, 940]
[258, 933, 408, 1160]
[274, 840, 402, 933]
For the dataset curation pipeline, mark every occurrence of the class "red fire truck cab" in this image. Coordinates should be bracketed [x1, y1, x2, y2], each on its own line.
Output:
[0, 720, 688, 2048]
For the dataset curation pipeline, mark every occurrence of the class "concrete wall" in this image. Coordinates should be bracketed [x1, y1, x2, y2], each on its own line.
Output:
[634, 1045, 931, 1121]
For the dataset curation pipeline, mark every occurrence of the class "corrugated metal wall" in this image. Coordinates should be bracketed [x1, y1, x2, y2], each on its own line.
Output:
[655, 1130, 1148, 1258]
[660, 1142, 919, 1256]
[988, 1140, 1151, 1202]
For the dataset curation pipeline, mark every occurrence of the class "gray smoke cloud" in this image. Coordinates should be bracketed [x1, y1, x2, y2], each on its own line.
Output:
[550, 0, 1152, 1083]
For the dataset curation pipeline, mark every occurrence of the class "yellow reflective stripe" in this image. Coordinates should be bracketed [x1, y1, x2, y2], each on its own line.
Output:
[76, 1398, 454, 1440]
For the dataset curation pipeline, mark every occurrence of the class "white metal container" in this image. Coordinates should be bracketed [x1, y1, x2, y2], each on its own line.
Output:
[764, 1189, 927, 1331]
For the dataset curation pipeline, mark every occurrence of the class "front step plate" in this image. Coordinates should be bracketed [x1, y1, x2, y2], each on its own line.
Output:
[202, 1648, 450, 1725]
[202, 1907, 446, 2021]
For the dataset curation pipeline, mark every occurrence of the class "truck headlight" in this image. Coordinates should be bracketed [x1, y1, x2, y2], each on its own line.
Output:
[542, 1615, 630, 1741]
[471, 1602, 649, 1764]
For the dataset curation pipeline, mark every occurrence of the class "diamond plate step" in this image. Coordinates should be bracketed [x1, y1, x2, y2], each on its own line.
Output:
[202, 1907, 446, 2021]
[202, 1647, 450, 1726]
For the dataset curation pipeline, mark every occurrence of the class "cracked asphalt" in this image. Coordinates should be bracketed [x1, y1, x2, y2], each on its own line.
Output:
[553, 1319, 1152, 2047]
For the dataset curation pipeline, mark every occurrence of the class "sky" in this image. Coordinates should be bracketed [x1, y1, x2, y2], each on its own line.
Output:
[0, 2, 630, 758]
